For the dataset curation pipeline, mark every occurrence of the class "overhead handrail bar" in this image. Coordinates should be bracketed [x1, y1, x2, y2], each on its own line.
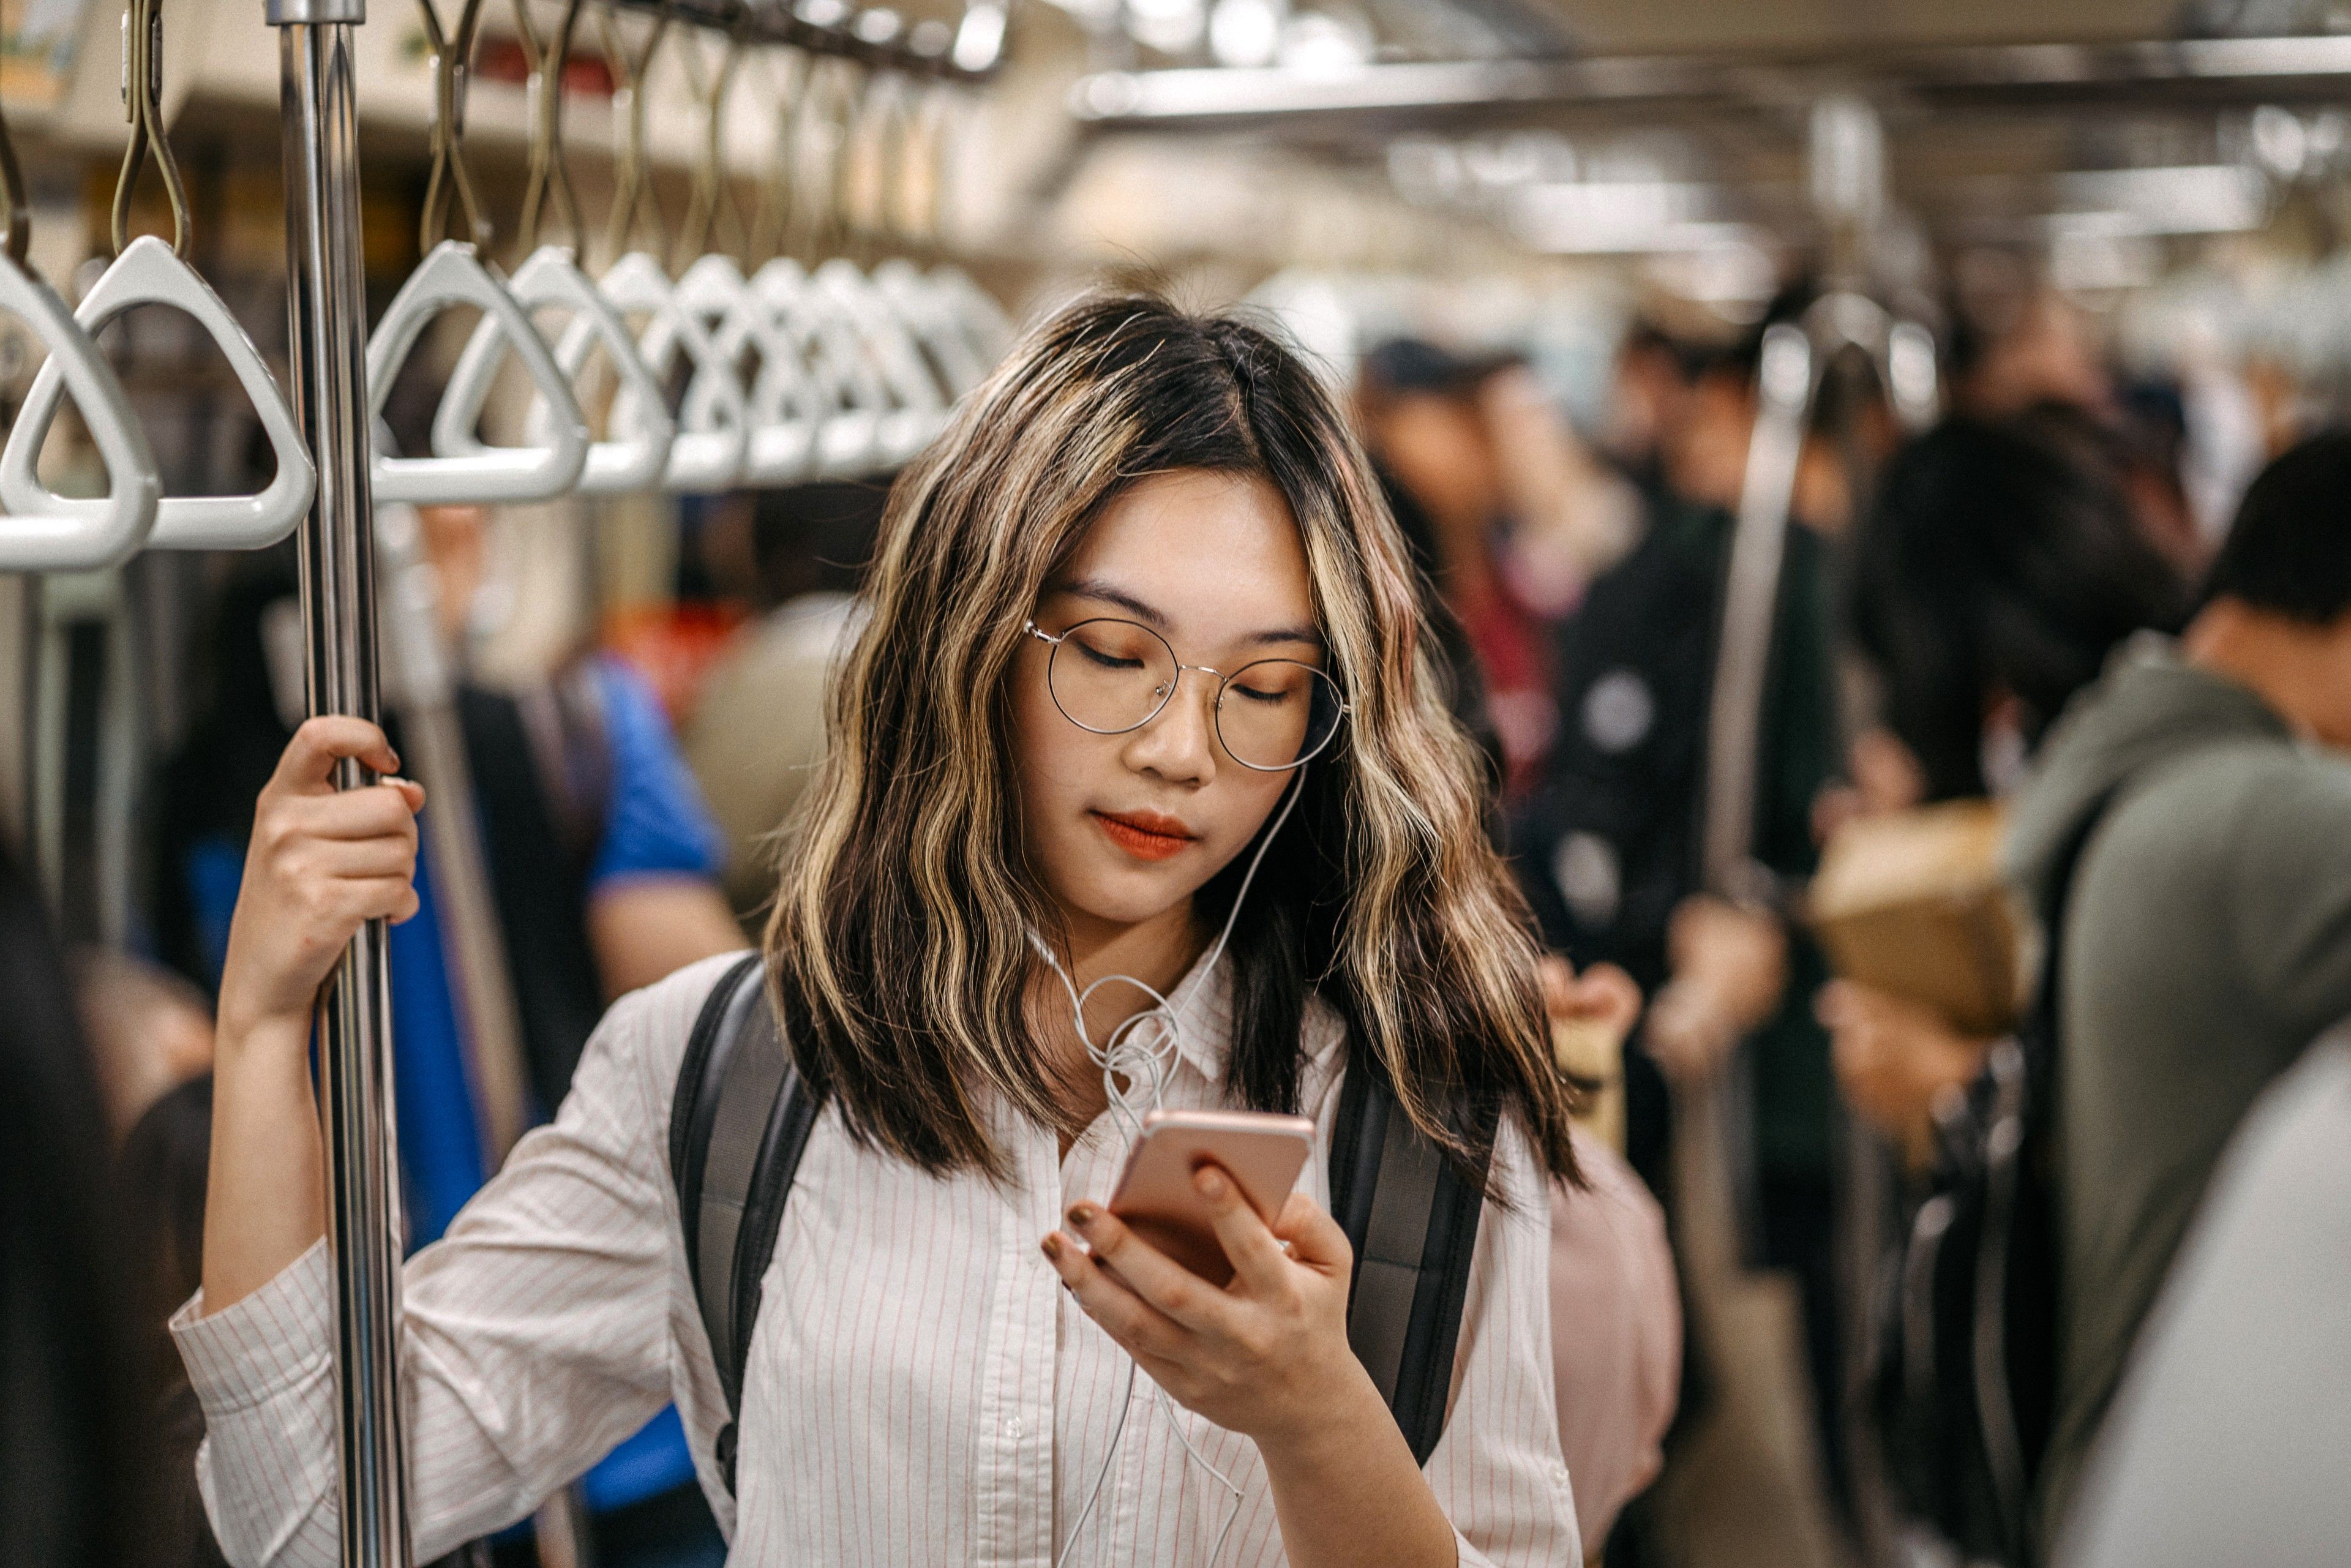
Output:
[1065, 34, 2351, 137]
[0, 0, 310, 552]
[608, 0, 1005, 82]
[368, 0, 591, 505]
[437, 0, 677, 495]
[0, 99, 158, 571]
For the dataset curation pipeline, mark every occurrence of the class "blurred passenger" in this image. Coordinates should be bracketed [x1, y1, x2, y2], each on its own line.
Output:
[2006, 431, 2351, 1552]
[1598, 320, 1701, 489]
[1947, 276, 2111, 421]
[684, 481, 880, 912]
[120, 1076, 230, 1568]
[2111, 383, 2207, 577]
[0, 838, 154, 1566]
[1477, 359, 1644, 615]
[70, 947, 216, 1136]
[2055, 1019, 2351, 1568]
[1543, 957, 1680, 1551]
[1824, 412, 2188, 1149]
[1357, 339, 1558, 797]
[1509, 322, 1850, 1529]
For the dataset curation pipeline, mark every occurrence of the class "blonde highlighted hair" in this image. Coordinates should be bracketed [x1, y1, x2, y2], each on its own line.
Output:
[765, 293, 1575, 1187]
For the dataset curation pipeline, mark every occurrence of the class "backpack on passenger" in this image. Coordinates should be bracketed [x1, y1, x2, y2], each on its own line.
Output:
[669, 953, 1490, 1492]
[1871, 796, 2114, 1567]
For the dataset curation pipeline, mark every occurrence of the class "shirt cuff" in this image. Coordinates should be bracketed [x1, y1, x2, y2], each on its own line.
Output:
[170, 1237, 336, 1416]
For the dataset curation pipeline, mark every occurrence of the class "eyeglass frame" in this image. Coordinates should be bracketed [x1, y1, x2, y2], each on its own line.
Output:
[1022, 617, 1352, 773]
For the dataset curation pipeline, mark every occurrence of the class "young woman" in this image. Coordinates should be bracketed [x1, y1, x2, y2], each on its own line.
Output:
[178, 296, 1583, 1567]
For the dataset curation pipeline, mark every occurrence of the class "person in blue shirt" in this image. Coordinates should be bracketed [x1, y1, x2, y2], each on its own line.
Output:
[157, 509, 744, 1566]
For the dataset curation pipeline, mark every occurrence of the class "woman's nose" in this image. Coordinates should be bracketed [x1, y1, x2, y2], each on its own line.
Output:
[1123, 672, 1220, 784]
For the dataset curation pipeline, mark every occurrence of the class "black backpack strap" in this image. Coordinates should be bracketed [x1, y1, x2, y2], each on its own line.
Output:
[1328, 1062, 1490, 1466]
[674, 971, 1490, 1485]
[669, 953, 820, 1493]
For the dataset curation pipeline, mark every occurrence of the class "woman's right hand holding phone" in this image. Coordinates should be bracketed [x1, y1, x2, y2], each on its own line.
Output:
[203, 717, 424, 1317]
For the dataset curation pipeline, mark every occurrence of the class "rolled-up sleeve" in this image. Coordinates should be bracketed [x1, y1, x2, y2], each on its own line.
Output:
[171, 962, 731, 1568]
[1425, 1120, 1584, 1568]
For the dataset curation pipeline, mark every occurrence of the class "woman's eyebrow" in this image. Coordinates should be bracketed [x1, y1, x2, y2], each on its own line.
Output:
[1052, 576, 1324, 649]
[1056, 576, 1169, 628]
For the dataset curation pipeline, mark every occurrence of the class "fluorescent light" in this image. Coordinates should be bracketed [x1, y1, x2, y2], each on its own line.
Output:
[2052, 165, 2270, 235]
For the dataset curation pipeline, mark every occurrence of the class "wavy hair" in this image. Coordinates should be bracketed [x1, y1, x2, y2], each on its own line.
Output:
[765, 293, 1575, 1189]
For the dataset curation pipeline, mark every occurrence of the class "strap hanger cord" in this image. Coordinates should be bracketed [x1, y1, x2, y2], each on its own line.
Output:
[114, 0, 193, 258]
[512, 0, 588, 256]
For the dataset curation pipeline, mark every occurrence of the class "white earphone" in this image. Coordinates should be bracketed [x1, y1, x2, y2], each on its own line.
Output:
[1032, 768, 1307, 1568]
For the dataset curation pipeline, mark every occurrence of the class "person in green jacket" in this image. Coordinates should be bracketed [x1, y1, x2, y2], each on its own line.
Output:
[2006, 430, 2351, 1556]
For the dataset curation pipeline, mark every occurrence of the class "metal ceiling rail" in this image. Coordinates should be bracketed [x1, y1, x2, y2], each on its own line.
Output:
[610, 0, 1007, 81]
[1069, 33, 2351, 135]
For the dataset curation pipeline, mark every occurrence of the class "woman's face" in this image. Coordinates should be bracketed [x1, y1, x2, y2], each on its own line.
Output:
[1012, 469, 1322, 942]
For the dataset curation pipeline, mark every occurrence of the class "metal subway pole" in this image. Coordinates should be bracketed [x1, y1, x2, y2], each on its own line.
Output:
[272, 1, 414, 1562]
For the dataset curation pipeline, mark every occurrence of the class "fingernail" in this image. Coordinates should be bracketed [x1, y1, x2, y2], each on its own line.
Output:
[1194, 1168, 1227, 1199]
[1067, 1202, 1098, 1229]
[1041, 1234, 1062, 1262]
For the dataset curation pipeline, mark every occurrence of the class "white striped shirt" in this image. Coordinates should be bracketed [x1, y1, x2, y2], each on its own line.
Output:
[173, 951, 1581, 1567]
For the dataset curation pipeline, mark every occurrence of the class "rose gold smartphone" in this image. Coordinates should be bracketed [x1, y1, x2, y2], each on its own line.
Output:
[1105, 1108, 1316, 1286]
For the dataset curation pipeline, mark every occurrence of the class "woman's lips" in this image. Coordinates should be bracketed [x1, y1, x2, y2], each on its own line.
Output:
[1092, 809, 1197, 862]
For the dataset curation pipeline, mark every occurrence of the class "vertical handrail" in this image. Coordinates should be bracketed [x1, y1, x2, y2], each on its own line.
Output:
[270, 0, 413, 1562]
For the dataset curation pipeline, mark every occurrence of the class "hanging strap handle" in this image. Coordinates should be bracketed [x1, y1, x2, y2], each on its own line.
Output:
[0, 0, 310, 552]
[369, 0, 590, 502]
[437, 244, 677, 495]
[744, 46, 806, 265]
[1, 237, 313, 549]
[592, 249, 748, 493]
[0, 100, 159, 570]
[435, 0, 672, 494]
[678, 253, 820, 486]
[369, 241, 590, 503]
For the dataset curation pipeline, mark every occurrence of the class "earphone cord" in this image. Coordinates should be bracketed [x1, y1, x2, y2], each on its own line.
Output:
[1038, 771, 1306, 1568]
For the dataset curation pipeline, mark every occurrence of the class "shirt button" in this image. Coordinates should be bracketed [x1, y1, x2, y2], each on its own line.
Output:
[1005, 1416, 1025, 1440]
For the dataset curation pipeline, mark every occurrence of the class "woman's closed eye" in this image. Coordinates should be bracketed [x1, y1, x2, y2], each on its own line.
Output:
[1077, 640, 1146, 671]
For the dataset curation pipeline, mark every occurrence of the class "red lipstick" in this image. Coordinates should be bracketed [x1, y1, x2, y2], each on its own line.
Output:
[1092, 809, 1197, 862]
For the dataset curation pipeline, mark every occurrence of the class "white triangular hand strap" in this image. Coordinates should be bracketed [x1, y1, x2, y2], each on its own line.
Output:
[437, 245, 676, 497]
[591, 250, 746, 495]
[814, 258, 948, 470]
[676, 255, 819, 487]
[755, 258, 889, 481]
[0, 256, 158, 569]
[1, 236, 307, 552]
[874, 257, 989, 399]
[368, 240, 588, 504]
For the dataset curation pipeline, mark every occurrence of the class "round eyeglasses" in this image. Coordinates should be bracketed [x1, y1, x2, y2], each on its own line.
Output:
[1024, 618, 1349, 772]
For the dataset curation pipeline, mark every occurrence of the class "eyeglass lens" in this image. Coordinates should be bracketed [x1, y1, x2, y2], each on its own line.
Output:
[1047, 618, 1343, 770]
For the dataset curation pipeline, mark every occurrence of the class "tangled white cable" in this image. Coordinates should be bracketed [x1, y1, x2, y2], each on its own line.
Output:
[1036, 770, 1307, 1568]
